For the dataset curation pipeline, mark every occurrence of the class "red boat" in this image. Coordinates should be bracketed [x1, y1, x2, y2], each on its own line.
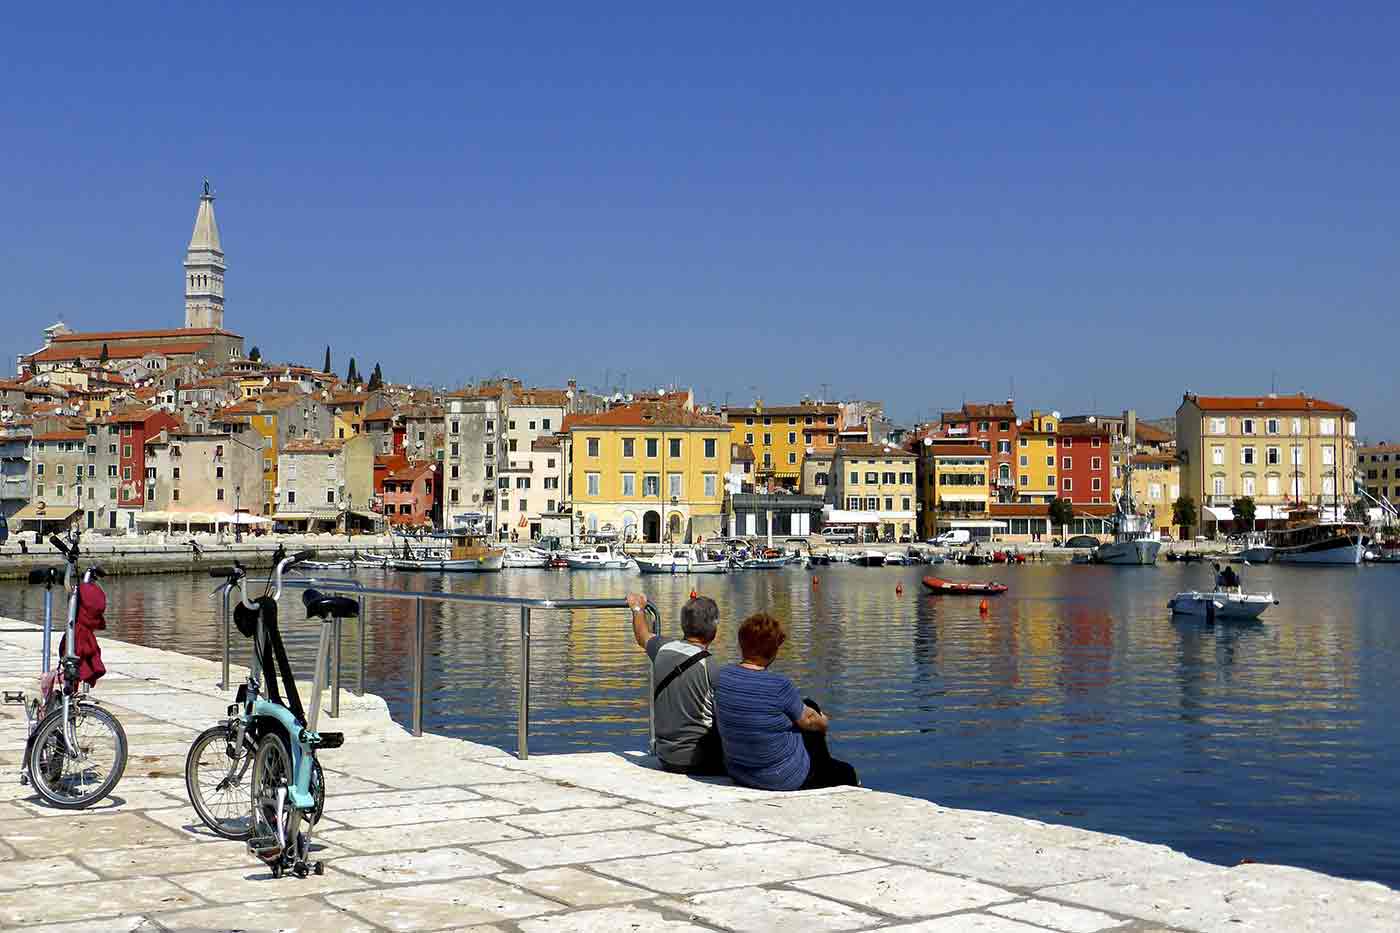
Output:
[921, 576, 1008, 595]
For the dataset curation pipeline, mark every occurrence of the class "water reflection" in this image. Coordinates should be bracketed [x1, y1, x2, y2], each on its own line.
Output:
[2, 561, 1398, 884]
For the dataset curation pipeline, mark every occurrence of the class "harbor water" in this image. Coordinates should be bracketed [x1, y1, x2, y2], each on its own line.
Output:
[2, 560, 1397, 886]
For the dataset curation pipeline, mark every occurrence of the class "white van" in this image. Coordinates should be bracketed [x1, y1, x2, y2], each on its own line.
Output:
[822, 525, 857, 544]
[932, 529, 971, 546]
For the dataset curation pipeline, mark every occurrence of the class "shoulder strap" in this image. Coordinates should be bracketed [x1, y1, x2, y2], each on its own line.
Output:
[654, 649, 711, 699]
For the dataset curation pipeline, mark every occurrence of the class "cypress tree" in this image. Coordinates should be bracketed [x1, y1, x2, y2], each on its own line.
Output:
[323, 346, 332, 373]
[347, 358, 359, 384]
[249, 345, 262, 362]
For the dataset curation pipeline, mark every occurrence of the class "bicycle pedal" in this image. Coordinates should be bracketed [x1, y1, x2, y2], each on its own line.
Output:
[248, 836, 284, 862]
[314, 731, 344, 749]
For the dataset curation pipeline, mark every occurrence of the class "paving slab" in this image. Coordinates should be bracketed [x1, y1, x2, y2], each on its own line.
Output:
[327, 877, 560, 930]
[154, 895, 380, 932]
[0, 854, 98, 890]
[989, 899, 1129, 932]
[167, 863, 371, 903]
[479, 828, 704, 869]
[0, 811, 188, 857]
[319, 816, 531, 853]
[499, 805, 667, 835]
[0, 876, 199, 926]
[331, 846, 507, 884]
[591, 840, 886, 894]
[791, 865, 1019, 919]
[499, 865, 656, 907]
[514, 903, 715, 933]
[660, 886, 883, 932]
[331, 797, 522, 828]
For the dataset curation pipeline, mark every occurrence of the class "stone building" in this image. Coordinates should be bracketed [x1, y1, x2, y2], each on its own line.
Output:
[443, 389, 508, 533]
[142, 429, 265, 531]
[273, 435, 377, 532]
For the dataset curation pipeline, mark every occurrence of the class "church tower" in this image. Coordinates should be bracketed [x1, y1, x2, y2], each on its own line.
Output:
[184, 179, 225, 330]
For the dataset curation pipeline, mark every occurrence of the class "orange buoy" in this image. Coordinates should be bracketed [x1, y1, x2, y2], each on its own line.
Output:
[689, 590, 698, 600]
[895, 583, 903, 595]
[812, 576, 820, 587]
[979, 598, 989, 613]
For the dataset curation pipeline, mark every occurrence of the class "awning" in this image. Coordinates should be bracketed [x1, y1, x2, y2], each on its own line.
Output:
[1252, 506, 1288, 521]
[9, 504, 80, 524]
[271, 512, 313, 522]
[821, 509, 915, 524]
[219, 512, 273, 525]
[135, 511, 220, 524]
[1204, 506, 1234, 522]
[949, 520, 1008, 529]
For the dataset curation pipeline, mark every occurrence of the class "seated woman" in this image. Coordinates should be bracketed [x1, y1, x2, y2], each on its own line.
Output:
[714, 612, 858, 791]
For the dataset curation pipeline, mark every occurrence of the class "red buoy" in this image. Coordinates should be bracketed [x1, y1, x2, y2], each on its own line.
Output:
[689, 590, 698, 600]
[812, 576, 820, 587]
[979, 599, 989, 613]
[895, 583, 903, 595]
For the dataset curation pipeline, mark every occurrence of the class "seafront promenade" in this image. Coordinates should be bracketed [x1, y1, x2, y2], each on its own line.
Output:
[0, 619, 1394, 932]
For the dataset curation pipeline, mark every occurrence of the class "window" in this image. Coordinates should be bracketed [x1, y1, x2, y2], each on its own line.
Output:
[1320, 418, 1336, 436]
[1242, 476, 1256, 496]
[745, 417, 753, 426]
[1047, 474, 1055, 486]
[646, 438, 658, 458]
[1211, 446, 1224, 466]
[668, 473, 683, 498]
[703, 473, 717, 497]
[485, 442, 494, 457]
[1291, 445, 1303, 465]
[1241, 447, 1256, 466]
[173, 467, 181, 480]
[172, 488, 179, 501]
[1046, 456, 1054, 467]
[122, 466, 132, 481]
[1020, 475, 1028, 486]
[1019, 455, 1028, 468]
[587, 437, 600, 457]
[1212, 476, 1225, 496]
[849, 471, 859, 485]
[900, 472, 914, 484]
[1062, 437, 1073, 449]
[644, 474, 660, 496]
[486, 419, 494, 432]
[788, 452, 797, 464]
[1063, 478, 1072, 491]
[1267, 418, 1279, 434]
[1242, 418, 1255, 435]
[516, 477, 530, 489]
[500, 499, 509, 512]
[1210, 417, 1227, 434]
[1267, 446, 1280, 465]
[1322, 445, 1335, 466]
[998, 440, 1011, 454]
[1091, 457, 1102, 470]
[108, 444, 117, 455]
[745, 433, 753, 444]
[586, 472, 601, 496]
[882, 472, 896, 484]
[450, 489, 459, 503]
[865, 472, 878, 484]
[451, 442, 460, 457]
[978, 421, 989, 432]
[826, 415, 836, 426]
[450, 464, 459, 479]
[1092, 436, 1101, 448]
[56, 464, 64, 477]
[1290, 417, 1302, 435]
[669, 439, 682, 457]
[1092, 477, 1101, 491]
[846, 497, 860, 510]
[763, 417, 771, 426]
[704, 438, 716, 458]
[901, 496, 911, 511]
[1062, 457, 1072, 470]
[285, 490, 293, 504]
[622, 473, 637, 496]
[623, 438, 635, 458]
[450, 420, 460, 435]
[35, 483, 44, 497]
[763, 433, 772, 446]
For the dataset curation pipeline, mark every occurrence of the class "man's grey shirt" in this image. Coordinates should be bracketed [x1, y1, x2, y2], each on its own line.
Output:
[646, 636, 714, 767]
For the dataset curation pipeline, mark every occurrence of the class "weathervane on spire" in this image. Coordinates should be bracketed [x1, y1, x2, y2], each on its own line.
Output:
[202, 177, 212, 197]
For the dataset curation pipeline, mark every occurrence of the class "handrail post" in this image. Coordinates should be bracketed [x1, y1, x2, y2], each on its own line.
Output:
[518, 606, 531, 759]
[355, 594, 366, 696]
[329, 617, 342, 718]
[411, 597, 425, 737]
[220, 585, 231, 690]
[647, 604, 659, 757]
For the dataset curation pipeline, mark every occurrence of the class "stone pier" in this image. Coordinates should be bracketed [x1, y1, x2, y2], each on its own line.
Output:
[0, 618, 1394, 932]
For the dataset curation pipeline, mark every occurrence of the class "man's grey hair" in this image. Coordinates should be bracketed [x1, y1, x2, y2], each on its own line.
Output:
[681, 596, 719, 642]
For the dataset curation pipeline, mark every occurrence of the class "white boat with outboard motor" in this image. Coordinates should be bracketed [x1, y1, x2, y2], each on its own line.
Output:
[1168, 589, 1277, 621]
[565, 543, 637, 570]
[502, 547, 551, 569]
[635, 547, 729, 574]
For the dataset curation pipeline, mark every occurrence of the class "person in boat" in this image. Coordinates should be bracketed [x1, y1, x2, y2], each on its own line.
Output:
[713, 611, 858, 791]
[628, 592, 725, 776]
[1214, 562, 1241, 592]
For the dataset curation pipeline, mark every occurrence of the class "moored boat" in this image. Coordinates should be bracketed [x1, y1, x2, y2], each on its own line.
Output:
[921, 575, 1008, 595]
[389, 531, 505, 572]
[1270, 521, 1365, 565]
[853, 550, 887, 567]
[565, 543, 637, 570]
[502, 547, 551, 569]
[635, 547, 729, 574]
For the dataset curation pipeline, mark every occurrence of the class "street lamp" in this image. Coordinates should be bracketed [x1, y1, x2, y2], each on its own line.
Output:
[344, 493, 353, 544]
[234, 485, 242, 544]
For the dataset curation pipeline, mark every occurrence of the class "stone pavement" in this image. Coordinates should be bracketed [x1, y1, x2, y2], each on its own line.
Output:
[0, 618, 1395, 933]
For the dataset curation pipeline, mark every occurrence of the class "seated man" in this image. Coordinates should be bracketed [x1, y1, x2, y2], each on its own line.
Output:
[714, 611, 858, 791]
[629, 593, 725, 775]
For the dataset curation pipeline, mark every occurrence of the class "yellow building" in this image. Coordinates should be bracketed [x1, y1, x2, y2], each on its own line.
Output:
[1016, 409, 1059, 503]
[566, 401, 731, 543]
[914, 441, 990, 539]
[829, 442, 918, 542]
[1176, 393, 1357, 531]
[1130, 454, 1180, 535]
[217, 394, 334, 514]
[725, 402, 841, 490]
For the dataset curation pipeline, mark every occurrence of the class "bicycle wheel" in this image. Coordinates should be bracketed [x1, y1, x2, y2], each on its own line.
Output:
[250, 733, 301, 860]
[186, 724, 255, 839]
[27, 701, 128, 809]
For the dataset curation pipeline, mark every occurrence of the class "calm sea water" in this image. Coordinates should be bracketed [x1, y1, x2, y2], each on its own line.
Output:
[3, 560, 1398, 885]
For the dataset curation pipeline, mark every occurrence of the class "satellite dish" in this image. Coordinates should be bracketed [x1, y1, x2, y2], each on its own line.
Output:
[1051, 410, 1061, 419]
[923, 437, 932, 446]
[1088, 416, 1097, 424]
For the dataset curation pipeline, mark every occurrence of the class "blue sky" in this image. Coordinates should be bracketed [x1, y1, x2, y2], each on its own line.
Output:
[3, 3, 1396, 435]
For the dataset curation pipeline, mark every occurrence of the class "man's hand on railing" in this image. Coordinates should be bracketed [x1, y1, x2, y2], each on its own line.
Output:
[627, 593, 653, 650]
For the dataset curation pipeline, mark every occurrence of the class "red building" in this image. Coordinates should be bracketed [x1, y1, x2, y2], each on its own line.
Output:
[937, 401, 1019, 501]
[1057, 422, 1114, 505]
[111, 408, 180, 512]
[381, 462, 438, 528]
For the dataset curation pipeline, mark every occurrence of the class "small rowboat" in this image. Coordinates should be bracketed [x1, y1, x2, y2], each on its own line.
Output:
[921, 576, 1008, 595]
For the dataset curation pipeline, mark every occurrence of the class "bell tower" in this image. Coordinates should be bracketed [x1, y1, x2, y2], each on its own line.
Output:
[184, 179, 225, 330]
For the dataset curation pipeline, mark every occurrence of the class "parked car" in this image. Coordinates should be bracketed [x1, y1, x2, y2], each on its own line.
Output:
[931, 529, 971, 546]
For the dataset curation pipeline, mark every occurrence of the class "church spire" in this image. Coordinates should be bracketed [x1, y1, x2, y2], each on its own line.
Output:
[184, 179, 225, 330]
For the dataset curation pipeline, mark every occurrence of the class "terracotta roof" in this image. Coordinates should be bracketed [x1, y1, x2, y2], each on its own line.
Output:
[942, 402, 1017, 422]
[1184, 393, 1351, 414]
[726, 403, 842, 418]
[1131, 454, 1178, 467]
[219, 394, 306, 416]
[362, 407, 394, 423]
[49, 327, 241, 342]
[446, 385, 505, 399]
[834, 442, 916, 459]
[1058, 422, 1111, 438]
[33, 429, 88, 442]
[1135, 422, 1172, 443]
[563, 402, 726, 431]
[531, 435, 561, 451]
[28, 341, 212, 363]
[282, 438, 344, 454]
[386, 462, 434, 482]
[731, 443, 756, 462]
[514, 389, 570, 407]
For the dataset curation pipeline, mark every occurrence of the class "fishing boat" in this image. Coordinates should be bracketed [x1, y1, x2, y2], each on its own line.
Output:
[388, 532, 505, 572]
[1168, 590, 1276, 621]
[635, 547, 729, 574]
[565, 543, 637, 570]
[736, 547, 792, 569]
[1093, 414, 1162, 566]
[921, 576, 1008, 595]
[502, 547, 551, 569]
[1270, 521, 1365, 565]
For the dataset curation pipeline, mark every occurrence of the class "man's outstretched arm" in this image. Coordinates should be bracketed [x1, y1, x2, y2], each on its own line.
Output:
[627, 592, 651, 649]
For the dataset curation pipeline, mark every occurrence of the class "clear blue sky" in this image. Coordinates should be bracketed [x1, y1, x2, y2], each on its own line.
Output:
[3, 3, 1396, 435]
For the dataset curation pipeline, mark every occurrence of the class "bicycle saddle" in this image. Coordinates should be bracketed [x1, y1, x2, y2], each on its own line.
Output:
[301, 589, 359, 619]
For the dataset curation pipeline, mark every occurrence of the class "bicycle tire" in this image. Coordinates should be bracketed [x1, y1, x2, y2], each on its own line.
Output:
[250, 733, 302, 861]
[27, 702, 128, 809]
[185, 724, 255, 839]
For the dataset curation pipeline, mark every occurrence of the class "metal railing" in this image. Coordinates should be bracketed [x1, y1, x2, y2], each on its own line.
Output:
[216, 577, 660, 759]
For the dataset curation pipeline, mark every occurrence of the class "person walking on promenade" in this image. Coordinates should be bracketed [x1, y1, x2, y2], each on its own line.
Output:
[628, 593, 725, 776]
[714, 612, 858, 791]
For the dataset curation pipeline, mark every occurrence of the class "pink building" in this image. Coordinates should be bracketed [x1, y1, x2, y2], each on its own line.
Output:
[382, 462, 437, 528]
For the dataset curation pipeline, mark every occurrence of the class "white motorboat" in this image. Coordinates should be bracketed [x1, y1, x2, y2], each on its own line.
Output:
[565, 543, 637, 570]
[882, 552, 908, 566]
[1228, 532, 1275, 564]
[853, 550, 887, 567]
[502, 547, 551, 569]
[388, 531, 505, 572]
[1168, 590, 1277, 621]
[1093, 416, 1161, 566]
[635, 548, 729, 574]
[1270, 521, 1365, 565]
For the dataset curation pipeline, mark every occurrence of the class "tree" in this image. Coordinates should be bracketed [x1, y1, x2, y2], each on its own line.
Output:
[1173, 494, 1196, 539]
[99, 342, 109, 363]
[248, 345, 262, 362]
[368, 362, 383, 390]
[346, 358, 359, 384]
[1048, 497, 1075, 539]
[1232, 496, 1256, 534]
[323, 346, 332, 374]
